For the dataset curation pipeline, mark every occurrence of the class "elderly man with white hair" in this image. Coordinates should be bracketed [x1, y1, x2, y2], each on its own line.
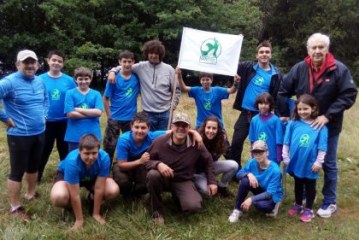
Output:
[0, 50, 48, 222]
[277, 33, 357, 218]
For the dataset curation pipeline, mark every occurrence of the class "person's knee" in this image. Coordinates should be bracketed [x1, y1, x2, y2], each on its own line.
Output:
[8, 173, 24, 182]
[239, 176, 250, 186]
[51, 190, 69, 207]
[105, 178, 120, 200]
[181, 198, 202, 214]
[146, 169, 161, 183]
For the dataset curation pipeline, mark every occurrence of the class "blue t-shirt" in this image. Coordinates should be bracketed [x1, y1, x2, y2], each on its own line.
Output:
[64, 88, 103, 142]
[58, 148, 110, 185]
[237, 158, 283, 203]
[242, 64, 276, 111]
[249, 114, 284, 162]
[39, 72, 76, 121]
[104, 73, 140, 121]
[284, 120, 328, 179]
[0, 72, 47, 136]
[188, 86, 229, 128]
[116, 130, 166, 161]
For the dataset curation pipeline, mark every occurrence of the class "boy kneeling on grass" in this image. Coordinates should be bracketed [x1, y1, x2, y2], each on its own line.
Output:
[50, 134, 119, 230]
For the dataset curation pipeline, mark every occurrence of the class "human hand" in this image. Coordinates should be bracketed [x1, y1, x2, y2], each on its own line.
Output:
[283, 157, 290, 166]
[108, 71, 116, 84]
[241, 198, 252, 211]
[6, 118, 16, 128]
[247, 173, 258, 188]
[157, 163, 174, 178]
[311, 115, 329, 130]
[233, 74, 241, 84]
[93, 214, 106, 225]
[312, 164, 321, 173]
[175, 67, 182, 76]
[280, 117, 290, 122]
[140, 152, 150, 164]
[208, 184, 218, 197]
[70, 219, 83, 230]
[191, 130, 203, 149]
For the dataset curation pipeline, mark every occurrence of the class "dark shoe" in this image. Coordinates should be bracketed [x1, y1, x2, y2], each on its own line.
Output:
[152, 211, 164, 225]
[217, 186, 233, 198]
[10, 206, 30, 223]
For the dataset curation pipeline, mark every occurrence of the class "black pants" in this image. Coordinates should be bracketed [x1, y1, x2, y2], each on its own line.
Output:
[8, 133, 45, 182]
[38, 121, 68, 182]
[231, 110, 257, 169]
[293, 175, 316, 209]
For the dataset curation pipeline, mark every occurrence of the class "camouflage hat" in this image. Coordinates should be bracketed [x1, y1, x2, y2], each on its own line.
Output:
[172, 112, 191, 125]
[251, 140, 268, 152]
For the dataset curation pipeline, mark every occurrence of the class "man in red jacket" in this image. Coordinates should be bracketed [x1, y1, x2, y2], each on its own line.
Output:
[277, 32, 357, 218]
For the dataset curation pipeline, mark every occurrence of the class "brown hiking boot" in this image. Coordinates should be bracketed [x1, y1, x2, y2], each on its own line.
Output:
[152, 211, 164, 225]
[10, 206, 30, 223]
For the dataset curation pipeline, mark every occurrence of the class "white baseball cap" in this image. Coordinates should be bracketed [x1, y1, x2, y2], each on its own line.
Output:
[17, 50, 38, 61]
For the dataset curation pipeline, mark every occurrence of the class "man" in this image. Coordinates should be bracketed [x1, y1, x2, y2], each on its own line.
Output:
[145, 112, 217, 224]
[277, 33, 357, 218]
[50, 134, 119, 230]
[231, 41, 282, 169]
[103, 50, 140, 163]
[228, 140, 283, 223]
[113, 111, 202, 197]
[108, 40, 181, 130]
[38, 50, 77, 182]
[0, 49, 48, 221]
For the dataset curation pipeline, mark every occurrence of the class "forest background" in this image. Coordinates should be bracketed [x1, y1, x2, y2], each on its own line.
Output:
[1, 0, 359, 85]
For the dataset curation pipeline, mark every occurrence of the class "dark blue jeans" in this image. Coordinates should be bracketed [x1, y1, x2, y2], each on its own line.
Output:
[234, 176, 275, 213]
[145, 110, 170, 131]
[322, 134, 339, 205]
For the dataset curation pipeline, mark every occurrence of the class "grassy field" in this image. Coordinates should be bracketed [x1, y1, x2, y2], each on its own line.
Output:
[0, 93, 358, 240]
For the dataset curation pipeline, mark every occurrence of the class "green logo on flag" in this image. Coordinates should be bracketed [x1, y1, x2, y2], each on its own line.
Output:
[200, 38, 222, 65]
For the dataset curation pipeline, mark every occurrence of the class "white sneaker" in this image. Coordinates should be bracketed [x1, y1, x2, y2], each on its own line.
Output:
[317, 204, 337, 218]
[228, 209, 243, 223]
[266, 202, 280, 217]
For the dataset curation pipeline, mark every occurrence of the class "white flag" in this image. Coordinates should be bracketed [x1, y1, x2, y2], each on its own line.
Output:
[178, 27, 243, 76]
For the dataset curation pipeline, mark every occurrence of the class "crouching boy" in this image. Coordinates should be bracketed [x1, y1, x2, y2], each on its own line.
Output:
[50, 134, 119, 230]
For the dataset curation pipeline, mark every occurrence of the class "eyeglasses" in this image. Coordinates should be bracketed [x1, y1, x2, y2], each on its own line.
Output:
[174, 122, 189, 128]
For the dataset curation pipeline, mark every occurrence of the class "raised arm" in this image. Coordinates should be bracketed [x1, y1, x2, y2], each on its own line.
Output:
[175, 67, 191, 92]
[227, 74, 240, 94]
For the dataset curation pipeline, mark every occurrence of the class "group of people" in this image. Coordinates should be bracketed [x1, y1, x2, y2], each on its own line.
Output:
[0, 33, 357, 229]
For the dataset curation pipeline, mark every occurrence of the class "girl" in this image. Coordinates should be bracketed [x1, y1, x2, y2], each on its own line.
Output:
[283, 94, 327, 222]
[249, 93, 284, 164]
[195, 116, 238, 197]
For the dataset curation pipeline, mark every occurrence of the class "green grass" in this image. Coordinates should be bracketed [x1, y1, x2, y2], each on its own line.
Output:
[0, 94, 359, 240]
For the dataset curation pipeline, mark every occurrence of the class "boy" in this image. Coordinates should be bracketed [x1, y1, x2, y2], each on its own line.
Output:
[38, 50, 77, 182]
[103, 50, 140, 163]
[50, 134, 119, 230]
[64, 67, 103, 151]
[176, 69, 240, 129]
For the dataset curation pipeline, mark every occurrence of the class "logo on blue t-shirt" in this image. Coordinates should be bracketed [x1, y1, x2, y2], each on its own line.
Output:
[259, 132, 267, 141]
[125, 88, 133, 97]
[81, 175, 91, 182]
[51, 89, 60, 100]
[81, 103, 89, 109]
[204, 100, 212, 110]
[254, 76, 264, 86]
[299, 134, 310, 147]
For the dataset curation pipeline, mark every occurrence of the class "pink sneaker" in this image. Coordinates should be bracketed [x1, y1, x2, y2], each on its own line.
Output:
[300, 208, 315, 222]
[288, 203, 302, 216]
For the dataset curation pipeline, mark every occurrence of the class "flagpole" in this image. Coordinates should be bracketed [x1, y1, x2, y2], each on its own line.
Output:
[167, 72, 178, 130]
